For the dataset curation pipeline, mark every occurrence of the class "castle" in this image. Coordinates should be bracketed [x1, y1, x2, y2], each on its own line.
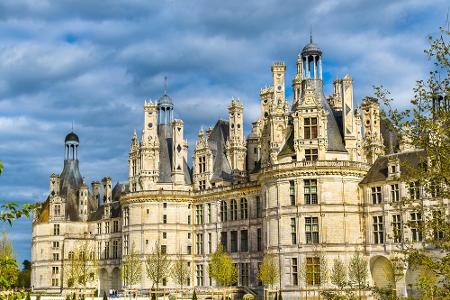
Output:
[31, 37, 427, 299]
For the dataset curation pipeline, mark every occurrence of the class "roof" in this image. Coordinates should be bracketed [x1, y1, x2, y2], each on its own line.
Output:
[380, 118, 400, 154]
[158, 94, 174, 107]
[59, 160, 83, 221]
[301, 36, 322, 56]
[65, 132, 79, 143]
[360, 150, 424, 184]
[208, 120, 233, 182]
[278, 126, 295, 157]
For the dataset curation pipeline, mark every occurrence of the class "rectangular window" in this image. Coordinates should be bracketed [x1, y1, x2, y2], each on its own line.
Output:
[289, 181, 296, 205]
[123, 234, 129, 255]
[53, 253, 59, 261]
[187, 245, 192, 255]
[199, 156, 206, 173]
[230, 231, 238, 253]
[52, 266, 59, 274]
[240, 230, 248, 252]
[291, 218, 297, 244]
[104, 241, 110, 259]
[199, 180, 206, 190]
[220, 201, 228, 222]
[163, 232, 167, 239]
[240, 263, 250, 286]
[105, 222, 110, 234]
[371, 186, 383, 204]
[409, 182, 421, 200]
[373, 215, 384, 244]
[292, 258, 298, 286]
[113, 240, 118, 259]
[53, 224, 60, 235]
[196, 205, 204, 225]
[410, 212, 423, 242]
[304, 117, 318, 139]
[305, 149, 318, 161]
[188, 215, 191, 225]
[97, 223, 101, 234]
[196, 264, 204, 286]
[433, 211, 444, 240]
[161, 245, 167, 254]
[304, 179, 318, 205]
[196, 233, 204, 255]
[54, 204, 60, 217]
[51, 278, 59, 287]
[52, 241, 59, 249]
[257, 228, 262, 251]
[240, 198, 248, 219]
[163, 215, 167, 224]
[392, 214, 402, 243]
[97, 242, 101, 260]
[305, 217, 319, 244]
[113, 220, 119, 233]
[230, 200, 238, 220]
[220, 232, 228, 251]
[124, 208, 129, 226]
[256, 196, 262, 218]
[391, 184, 400, 202]
[208, 233, 212, 254]
[306, 257, 321, 286]
[207, 203, 212, 223]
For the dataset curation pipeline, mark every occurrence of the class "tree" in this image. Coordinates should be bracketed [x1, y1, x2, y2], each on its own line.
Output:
[348, 251, 368, 300]
[121, 242, 142, 292]
[330, 257, 347, 294]
[208, 244, 238, 298]
[0, 232, 19, 290]
[170, 252, 190, 293]
[375, 25, 450, 296]
[145, 241, 171, 292]
[17, 260, 32, 288]
[258, 252, 279, 300]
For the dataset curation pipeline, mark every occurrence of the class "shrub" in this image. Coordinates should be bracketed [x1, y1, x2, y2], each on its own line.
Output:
[168, 294, 176, 300]
[192, 289, 197, 300]
[243, 294, 255, 300]
[25, 293, 30, 300]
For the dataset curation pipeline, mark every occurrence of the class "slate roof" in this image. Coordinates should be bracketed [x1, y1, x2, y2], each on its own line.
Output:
[360, 150, 424, 184]
[59, 160, 83, 221]
[380, 118, 400, 154]
[278, 126, 295, 157]
[208, 120, 233, 182]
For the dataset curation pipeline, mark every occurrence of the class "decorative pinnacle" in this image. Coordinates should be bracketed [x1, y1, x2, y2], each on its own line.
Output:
[310, 26, 313, 43]
[164, 76, 168, 95]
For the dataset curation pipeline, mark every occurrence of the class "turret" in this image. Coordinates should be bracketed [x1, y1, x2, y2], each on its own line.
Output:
[171, 119, 188, 184]
[226, 98, 246, 175]
[102, 177, 112, 204]
[79, 179, 88, 221]
[362, 97, 384, 163]
[91, 181, 101, 206]
[140, 100, 160, 189]
[49, 174, 60, 197]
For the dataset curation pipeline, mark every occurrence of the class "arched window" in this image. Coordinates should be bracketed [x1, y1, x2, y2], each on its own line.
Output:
[220, 201, 227, 222]
[240, 198, 248, 219]
[231, 199, 238, 221]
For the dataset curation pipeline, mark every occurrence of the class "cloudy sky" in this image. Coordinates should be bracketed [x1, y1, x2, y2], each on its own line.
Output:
[0, 0, 447, 263]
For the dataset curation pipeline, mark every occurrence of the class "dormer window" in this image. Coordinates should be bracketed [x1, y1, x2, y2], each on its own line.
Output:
[199, 156, 206, 173]
[54, 204, 60, 217]
[304, 117, 318, 139]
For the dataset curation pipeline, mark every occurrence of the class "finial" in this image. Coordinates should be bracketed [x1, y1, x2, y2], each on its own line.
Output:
[164, 76, 168, 95]
[71, 120, 74, 132]
[310, 26, 313, 43]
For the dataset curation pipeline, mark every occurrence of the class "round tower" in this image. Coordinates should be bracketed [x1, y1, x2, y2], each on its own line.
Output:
[64, 131, 79, 160]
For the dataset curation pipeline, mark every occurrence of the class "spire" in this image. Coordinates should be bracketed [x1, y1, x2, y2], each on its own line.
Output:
[164, 76, 168, 95]
[310, 26, 313, 43]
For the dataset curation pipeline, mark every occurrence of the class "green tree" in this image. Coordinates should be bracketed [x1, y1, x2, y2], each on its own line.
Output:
[121, 242, 142, 293]
[258, 252, 278, 289]
[145, 241, 171, 292]
[0, 232, 19, 290]
[348, 251, 368, 300]
[17, 260, 32, 288]
[330, 257, 347, 294]
[208, 244, 237, 298]
[170, 252, 190, 294]
[375, 25, 450, 296]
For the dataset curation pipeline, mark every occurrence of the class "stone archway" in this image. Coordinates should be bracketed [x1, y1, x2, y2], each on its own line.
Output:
[100, 268, 110, 295]
[370, 256, 395, 288]
[111, 267, 121, 291]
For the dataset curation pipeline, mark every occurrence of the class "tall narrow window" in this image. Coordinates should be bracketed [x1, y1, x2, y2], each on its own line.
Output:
[392, 214, 402, 243]
[291, 218, 297, 244]
[220, 201, 228, 222]
[196, 264, 204, 286]
[292, 258, 298, 286]
[105, 222, 110, 234]
[196, 233, 204, 255]
[289, 181, 296, 205]
[391, 184, 400, 202]
[240, 198, 248, 219]
[161, 245, 167, 254]
[231, 200, 238, 221]
[304, 179, 318, 205]
[112, 240, 118, 259]
[104, 241, 110, 259]
[123, 208, 129, 226]
[230, 231, 238, 253]
[54, 204, 60, 216]
[410, 212, 422, 242]
[432, 211, 444, 240]
[199, 156, 206, 173]
[409, 181, 421, 200]
[207, 203, 212, 223]
[305, 217, 319, 244]
[196, 205, 204, 225]
[163, 214, 167, 224]
[304, 117, 318, 139]
[53, 224, 60, 235]
[220, 232, 228, 251]
[305, 149, 318, 161]
[123, 234, 129, 255]
[240, 230, 248, 252]
[256, 196, 262, 218]
[208, 233, 212, 254]
[371, 186, 383, 204]
[373, 215, 384, 244]
[306, 257, 321, 285]
[113, 220, 119, 233]
[240, 263, 250, 286]
[257, 228, 262, 251]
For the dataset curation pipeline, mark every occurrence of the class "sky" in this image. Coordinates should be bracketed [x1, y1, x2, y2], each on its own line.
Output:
[0, 0, 448, 264]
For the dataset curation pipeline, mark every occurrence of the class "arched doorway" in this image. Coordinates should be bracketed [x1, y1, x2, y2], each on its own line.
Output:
[111, 267, 121, 291]
[370, 256, 395, 288]
[100, 268, 110, 295]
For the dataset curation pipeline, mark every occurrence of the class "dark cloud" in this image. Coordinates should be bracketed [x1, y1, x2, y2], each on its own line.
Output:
[0, 0, 446, 263]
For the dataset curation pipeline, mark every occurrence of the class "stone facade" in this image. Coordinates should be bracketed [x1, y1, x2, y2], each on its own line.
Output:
[31, 37, 444, 299]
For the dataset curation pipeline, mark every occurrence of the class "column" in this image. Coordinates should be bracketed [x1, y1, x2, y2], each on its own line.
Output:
[306, 56, 310, 79]
[319, 57, 323, 79]
[313, 55, 317, 79]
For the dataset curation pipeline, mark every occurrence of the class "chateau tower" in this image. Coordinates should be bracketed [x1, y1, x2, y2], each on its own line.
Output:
[226, 98, 246, 175]
[171, 119, 188, 184]
[78, 179, 88, 221]
[362, 97, 384, 163]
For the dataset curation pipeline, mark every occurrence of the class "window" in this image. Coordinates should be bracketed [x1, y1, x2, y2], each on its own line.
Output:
[373, 216, 384, 244]
[124, 208, 129, 226]
[188, 233, 191, 239]
[113, 240, 118, 259]
[113, 220, 119, 233]
[230, 231, 238, 253]
[69, 251, 74, 260]
[430, 180, 442, 198]
[391, 184, 400, 202]
[291, 218, 297, 244]
[220, 232, 228, 250]
[199, 180, 206, 190]
[53, 253, 59, 261]
[410, 212, 422, 242]
[240, 198, 248, 219]
[256, 196, 262, 218]
[292, 258, 298, 285]
[207, 203, 212, 223]
[163, 202, 167, 208]
[240, 263, 250, 286]
[52, 241, 59, 249]
[161, 245, 167, 254]
[220, 201, 228, 222]
[305, 149, 318, 161]
[162, 278, 167, 286]
[97, 242, 101, 259]
[163, 232, 167, 239]
[371, 186, 382, 204]
[304, 179, 318, 205]
[409, 182, 421, 200]
[305, 217, 319, 244]
[306, 257, 321, 286]
[199, 156, 206, 173]
[52, 267, 59, 274]
[230, 200, 238, 220]
[196, 205, 204, 225]
[433, 210, 444, 240]
[392, 214, 402, 243]
[289, 180, 296, 205]
[123, 235, 129, 255]
[304, 117, 318, 139]
[196, 233, 204, 255]
[257, 228, 262, 251]
[188, 215, 191, 225]
[105, 222, 110, 234]
[53, 224, 60, 235]
[163, 215, 167, 224]
[187, 245, 192, 255]
[104, 242, 110, 259]
[240, 230, 248, 252]
[54, 204, 60, 216]
[208, 233, 212, 254]
[51, 278, 59, 287]
[97, 223, 101, 234]
[196, 264, 204, 286]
